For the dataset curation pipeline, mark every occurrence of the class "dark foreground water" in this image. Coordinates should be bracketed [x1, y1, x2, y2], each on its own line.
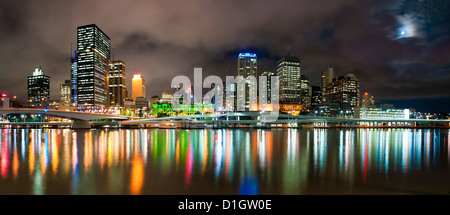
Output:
[0, 128, 448, 195]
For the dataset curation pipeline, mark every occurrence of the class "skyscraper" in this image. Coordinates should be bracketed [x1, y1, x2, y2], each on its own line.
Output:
[325, 74, 360, 110]
[74, 24, 111, 108]
[60, 80, 71, 103]
[321, 66, 335, 102]
[132, 74, 145, 102]
[108, 60, 127, 108]
[261, 72, 274, 104]
[300, 75, 310, 106]
[237, 53, 257, 110]
[27, 66, 50, 103]
[277, 51, 301, 105]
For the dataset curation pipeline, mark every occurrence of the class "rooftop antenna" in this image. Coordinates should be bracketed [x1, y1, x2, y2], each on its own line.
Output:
[287, 46, 291, 56]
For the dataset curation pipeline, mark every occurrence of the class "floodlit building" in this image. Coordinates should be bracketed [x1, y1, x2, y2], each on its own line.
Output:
[132, 74, 145, 102]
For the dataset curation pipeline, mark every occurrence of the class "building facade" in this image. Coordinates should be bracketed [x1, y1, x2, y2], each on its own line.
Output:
[300, 75, 310, 107]
[325, 74, 360, 110]
[310, 86, 322, 107]
[277, 53, 301, 105]
[237, 53, 257, 110]
[321, 66, 335, 102]
[60, 79, 71, 103]
[108, 60, 127, 108]
[132, 74, 145, 102]
[74, 24, 111, 108]
[362, 92, 375, 107]
[27, 67, 50, 103]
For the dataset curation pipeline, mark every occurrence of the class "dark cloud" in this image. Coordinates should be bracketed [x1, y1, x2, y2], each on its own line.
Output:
[0, 0, 449, 112]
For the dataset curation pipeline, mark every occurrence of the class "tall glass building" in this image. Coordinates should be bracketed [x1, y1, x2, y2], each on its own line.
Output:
[27, 67, 50, 102]
[237, 53, 257, 110]
[74, 24, 111, 108]
[108, 60, 127, 108]
[277, 52, 301, 105]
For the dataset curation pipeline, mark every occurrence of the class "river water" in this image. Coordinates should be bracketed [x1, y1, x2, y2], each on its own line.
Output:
[0, 128, 448, 194]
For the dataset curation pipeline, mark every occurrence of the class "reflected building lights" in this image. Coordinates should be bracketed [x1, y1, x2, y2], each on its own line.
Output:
[130, 155, 144, 195]
[0, 128, 448, 194]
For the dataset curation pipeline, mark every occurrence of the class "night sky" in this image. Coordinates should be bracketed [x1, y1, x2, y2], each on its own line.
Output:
[1, 0, 450, 112]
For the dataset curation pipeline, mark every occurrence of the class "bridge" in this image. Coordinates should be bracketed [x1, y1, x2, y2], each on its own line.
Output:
[0, 108, 129, 129]
[122, 112, 450, 129]
[1, 109, 449, 129]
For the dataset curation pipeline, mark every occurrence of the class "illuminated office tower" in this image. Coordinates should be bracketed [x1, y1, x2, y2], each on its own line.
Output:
[321, 66, 335, 102]
[261, 72, 275, 104]
[362, 92, 375, 107]
[60, 80, 71, 103]
[132, 74, 145, 102]
[300, 75, 310, 106]
[70, 50, 77, 104]
[237, 53, 257, 110]
[325, 74, 360, 109]
[108, 60, 127, 107]
[27, 66, 50, 102]
[277, 51, 301, 104]
[75, 24, 111, 108]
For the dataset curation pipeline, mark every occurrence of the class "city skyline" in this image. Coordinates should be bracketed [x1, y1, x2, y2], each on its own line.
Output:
[1, 0, 450, 112]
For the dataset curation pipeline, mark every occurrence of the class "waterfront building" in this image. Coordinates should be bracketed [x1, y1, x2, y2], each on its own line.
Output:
[355, 107, 410, 119]
[132, 74, 145, 102]
[108, 60, 127, 108]
[27, 66, 50, 103]
[74, 24, 111, 108]
[316, 102, 341, 117]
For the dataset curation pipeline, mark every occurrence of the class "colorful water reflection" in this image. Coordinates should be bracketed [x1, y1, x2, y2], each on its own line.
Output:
[0, 128, 448, 194]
